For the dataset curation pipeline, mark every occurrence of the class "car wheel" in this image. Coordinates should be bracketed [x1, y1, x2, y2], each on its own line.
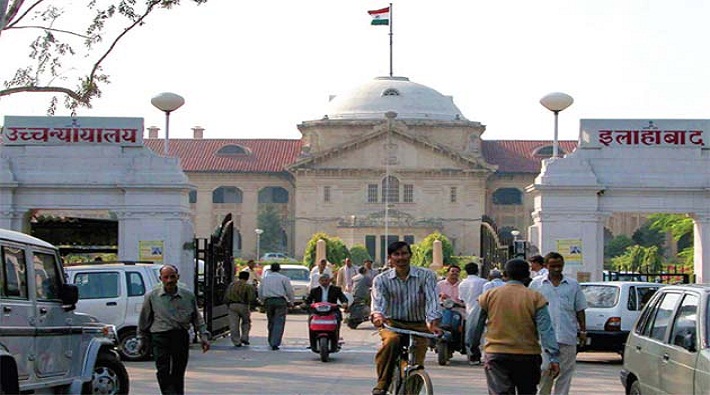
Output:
[118, 330, 149, 361]
[628, 379, 642, 395]
[83, 351, 129, 395]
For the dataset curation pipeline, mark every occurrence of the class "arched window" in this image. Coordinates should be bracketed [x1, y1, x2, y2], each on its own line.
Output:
[216, 144, 248, 155]
[492, 188, 522, 205]
[212, 186, 243, 203]
[382, 176, 400, 203]
[533, 145, 565, 157]
[258, 187, 289, 204]
[382, 88, 400, 96]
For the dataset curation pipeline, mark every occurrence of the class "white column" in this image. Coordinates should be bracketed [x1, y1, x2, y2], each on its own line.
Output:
[693, 215, 710, 283]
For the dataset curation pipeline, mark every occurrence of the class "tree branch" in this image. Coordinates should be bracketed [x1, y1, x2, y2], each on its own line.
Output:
[7, 24, 90, 38]
[83, 1, 159, 102]
[5, 0, 45, 29]
[0, 85, 83, 101]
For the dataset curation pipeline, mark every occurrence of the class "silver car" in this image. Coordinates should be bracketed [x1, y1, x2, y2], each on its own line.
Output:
[621, 284, 710, 395]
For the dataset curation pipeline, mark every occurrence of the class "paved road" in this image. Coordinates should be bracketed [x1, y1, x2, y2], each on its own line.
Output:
[126, 313, 625, 394]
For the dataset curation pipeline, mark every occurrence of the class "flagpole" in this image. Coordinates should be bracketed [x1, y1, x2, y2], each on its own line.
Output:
[389, 3, 393, 77]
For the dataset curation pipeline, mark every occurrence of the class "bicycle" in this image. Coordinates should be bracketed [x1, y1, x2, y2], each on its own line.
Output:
[381, 323, 446, 395]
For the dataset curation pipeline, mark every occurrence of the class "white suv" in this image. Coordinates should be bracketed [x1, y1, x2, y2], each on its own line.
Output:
[65, 262, 166, 361]
[0, 229, 129, 394]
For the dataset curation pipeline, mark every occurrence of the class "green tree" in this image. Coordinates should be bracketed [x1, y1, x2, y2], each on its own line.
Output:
[410, 232, 453, 267]
[611, 245, 664, 273]
[648, 213, 694, 269]
[348, 244, 371, 266]
[632, 221, 666, 254]
[0, 0, 208, 113]
[302, 232, 349, 268]
[605, 235, 634, 259]
[257, 204, 285, 253]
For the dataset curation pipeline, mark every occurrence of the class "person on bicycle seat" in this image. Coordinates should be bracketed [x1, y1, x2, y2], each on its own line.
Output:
[370, 241, 442, 395]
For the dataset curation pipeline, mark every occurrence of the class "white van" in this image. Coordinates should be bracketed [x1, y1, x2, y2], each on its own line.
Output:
[0, 229, 129, 394]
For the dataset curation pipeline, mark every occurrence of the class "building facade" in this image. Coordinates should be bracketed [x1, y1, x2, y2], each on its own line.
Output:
[142, 77, 627, 263]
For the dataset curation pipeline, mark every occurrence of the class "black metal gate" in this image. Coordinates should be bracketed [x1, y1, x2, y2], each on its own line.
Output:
[479, 218, 509, 278]
[194, 214, 234, 339]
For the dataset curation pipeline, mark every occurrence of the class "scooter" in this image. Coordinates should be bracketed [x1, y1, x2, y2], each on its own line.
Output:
[346, 299, 370, 329]
[434, 298, 466, 365]
[308, 302, 343, 362]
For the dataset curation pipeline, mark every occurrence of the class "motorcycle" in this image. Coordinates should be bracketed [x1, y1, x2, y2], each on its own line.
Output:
[308, 302, 343, 362]
[434, 298, 466, 365]
[345, 299, 370, 329]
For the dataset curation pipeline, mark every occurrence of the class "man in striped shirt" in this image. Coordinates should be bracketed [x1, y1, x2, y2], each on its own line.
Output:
[370, 241, 442, 395]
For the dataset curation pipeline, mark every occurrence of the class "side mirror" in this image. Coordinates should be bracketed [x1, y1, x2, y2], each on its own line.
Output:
[60, 283, 79, 310]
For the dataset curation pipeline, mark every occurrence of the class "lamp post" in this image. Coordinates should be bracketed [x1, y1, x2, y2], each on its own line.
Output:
[151, 92, 185, 155]
[539, 92, 573, 159]
[255, 228, 264, 260]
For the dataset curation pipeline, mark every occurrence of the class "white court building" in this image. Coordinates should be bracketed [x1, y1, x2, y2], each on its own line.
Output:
[0, 116, 196, 285]
[529, 119, 710, 282]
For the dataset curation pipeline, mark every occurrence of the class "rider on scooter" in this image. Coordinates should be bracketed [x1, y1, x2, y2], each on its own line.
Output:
[436, 265, 465, 313]
[305, 273, 349, 340]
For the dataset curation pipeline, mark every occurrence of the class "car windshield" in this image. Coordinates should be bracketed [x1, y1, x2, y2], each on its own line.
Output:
[582, 284, 620, 308]
[268, 268, 309, 281]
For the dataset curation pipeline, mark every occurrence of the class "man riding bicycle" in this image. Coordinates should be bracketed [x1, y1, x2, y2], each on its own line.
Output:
[370, 241, 442, 395]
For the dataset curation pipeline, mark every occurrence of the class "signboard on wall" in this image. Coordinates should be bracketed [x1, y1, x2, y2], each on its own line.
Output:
[2, 116, 143, 146]
[556, 239, 583, 266]
[139, 240, 164, 263]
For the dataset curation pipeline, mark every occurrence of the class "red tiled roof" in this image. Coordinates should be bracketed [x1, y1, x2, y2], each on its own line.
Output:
[144, 139, 302, 173]
[481, 140, 578, 173]
[143, 138, 577, 174]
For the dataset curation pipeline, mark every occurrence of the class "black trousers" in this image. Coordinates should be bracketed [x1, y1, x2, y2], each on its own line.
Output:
[152, 329, 190, 395]
[484, 353, 542, 395]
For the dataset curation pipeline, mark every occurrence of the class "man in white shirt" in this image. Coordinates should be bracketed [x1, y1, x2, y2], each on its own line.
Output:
[336, 258, 358, 293]
[482, 269, 505, 292]
[258, 263, 295, 350]
[459, 262, 487, 365]
[458, 262, 487, 316]
[240, 259, 261, 286]
[529, 255, 548, 278]
[309, 259, 333, 290]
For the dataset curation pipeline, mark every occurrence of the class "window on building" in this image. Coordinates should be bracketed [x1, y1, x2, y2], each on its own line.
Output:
[189, 190, 197, 204]
[216, 144, 248, 155]
[404, 235, 414, 245]
[382, 88, 401, 96]
[323, 186, 331, 203]
[258, 187, 289, 204]
[213, 186, 243, 204]
[367, 184, 378, 203]
[450, 187, 457, 203]
[492, 188, 523, 205]
[403, 184, 414, 203]
[365, 236, 376, 262]
[533, 145, 565, 157]
[382, 176, 400, 203]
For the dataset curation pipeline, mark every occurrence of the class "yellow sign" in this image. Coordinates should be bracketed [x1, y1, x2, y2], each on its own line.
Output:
[139, 240, 164, 263]
[556, 239, 583, 266]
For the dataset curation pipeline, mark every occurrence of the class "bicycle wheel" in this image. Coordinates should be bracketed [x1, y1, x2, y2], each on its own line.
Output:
[403, 369, 433, 395]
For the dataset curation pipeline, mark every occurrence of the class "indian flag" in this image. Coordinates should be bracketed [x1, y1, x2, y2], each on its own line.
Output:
[368, 7, 390, 26]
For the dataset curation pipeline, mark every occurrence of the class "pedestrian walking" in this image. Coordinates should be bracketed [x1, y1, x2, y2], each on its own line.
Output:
[482, 268, 505, 292]
[137, 264, 210, 395]
[337, 257, 358, 293]
[529, 252, 587, 395]
[470, 258, 560, 395]
[224, 271, 258, 347]
[241, 259, 261, 286]
[258, 263, 295, 350]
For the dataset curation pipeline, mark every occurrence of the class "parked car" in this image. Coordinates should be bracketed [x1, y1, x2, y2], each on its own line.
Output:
[0, 229, 129, 394]
[578, 281, 663, 355]
[262, 264, 310, 306]
[621, 284, 710, 395]
[65, 262, 167, 361]
[260, 252, 298, 262]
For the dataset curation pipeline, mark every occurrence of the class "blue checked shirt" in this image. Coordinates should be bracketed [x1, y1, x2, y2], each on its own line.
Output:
[371, 265, 442, 323]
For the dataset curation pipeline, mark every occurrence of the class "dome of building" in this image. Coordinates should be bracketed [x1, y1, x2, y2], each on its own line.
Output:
[324, 76, 467, 121]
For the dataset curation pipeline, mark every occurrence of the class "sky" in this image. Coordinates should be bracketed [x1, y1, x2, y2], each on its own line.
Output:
[2, 1, 710, 142]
